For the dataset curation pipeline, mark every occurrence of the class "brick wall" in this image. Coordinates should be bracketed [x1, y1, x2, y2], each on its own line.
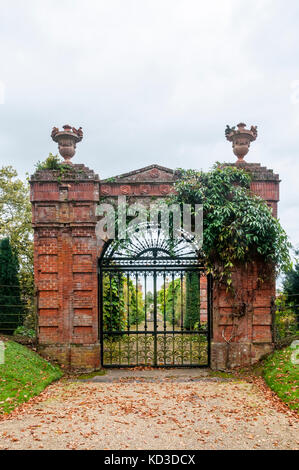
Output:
[30, 166, 100, 369]
[210, 161, 279, 368]
[30, 161, 279, 370]
[222, 161, 280, 217]
[211, 261, 275, 369]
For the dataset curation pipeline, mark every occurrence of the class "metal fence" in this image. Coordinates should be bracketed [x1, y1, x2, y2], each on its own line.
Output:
[0, 284, 36, 337]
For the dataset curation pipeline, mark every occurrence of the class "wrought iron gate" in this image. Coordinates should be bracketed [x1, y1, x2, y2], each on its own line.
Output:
[99, 227, 211, 367]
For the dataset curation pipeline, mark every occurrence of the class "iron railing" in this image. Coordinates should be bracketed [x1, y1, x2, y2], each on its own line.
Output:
[99, 263, 212, 368]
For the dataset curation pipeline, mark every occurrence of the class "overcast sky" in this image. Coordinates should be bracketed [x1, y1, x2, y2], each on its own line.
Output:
[0, 0, 298, 249]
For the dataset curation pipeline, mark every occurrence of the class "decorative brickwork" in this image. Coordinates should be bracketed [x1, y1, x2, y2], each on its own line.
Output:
[222, 162, 279, 218]
[211, 260, 275, 369]
[30, 165, 100, 369]
[30, 156, 279, 370]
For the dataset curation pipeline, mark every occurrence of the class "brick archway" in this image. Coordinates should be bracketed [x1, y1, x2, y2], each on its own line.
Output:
[30, 162, 279, 370]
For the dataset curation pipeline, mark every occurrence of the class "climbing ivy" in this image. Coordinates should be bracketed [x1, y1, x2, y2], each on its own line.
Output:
[99, 164, 291, 288]
[170, 164, 291, 285]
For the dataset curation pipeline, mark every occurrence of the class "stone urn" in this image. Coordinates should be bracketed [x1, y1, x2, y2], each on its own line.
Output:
[51, 124, 83, 164]
[225, 123, 257, 162]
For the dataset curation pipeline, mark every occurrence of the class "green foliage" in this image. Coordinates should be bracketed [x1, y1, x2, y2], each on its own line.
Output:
[35, 153, 62, 170]
[35, 153, 79, 183]
[158, 278, 182, 326]
[275, 294, 298, 339]
[0, 339, 62, 414]
[102, 274, 126, 332]
[263, 345, 299, 411]
[171, 165, 291, 284]
[282, 250, 299, 329]
[184, 272, 200, 330]
[0, 238, 24, 334]
[102, 275, 145, 332]
[13, 326, 36, 339]
[0, 166, 34, 322]
[283, 252, 299, 294]
[126, 278, 144, 327]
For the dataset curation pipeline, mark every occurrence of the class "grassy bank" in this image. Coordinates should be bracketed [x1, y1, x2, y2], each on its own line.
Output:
[263, 344, 299, 412]
[0, 339, 62, 414]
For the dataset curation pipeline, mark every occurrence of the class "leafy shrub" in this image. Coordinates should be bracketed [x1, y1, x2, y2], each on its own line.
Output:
[275, 294, 298, 340]
[35, 153, 62, 170]
[170, 165, 291, 285]
[13, 325, 36, 339]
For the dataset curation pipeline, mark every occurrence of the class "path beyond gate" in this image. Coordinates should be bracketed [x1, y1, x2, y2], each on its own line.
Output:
[99, 226, 211, 367]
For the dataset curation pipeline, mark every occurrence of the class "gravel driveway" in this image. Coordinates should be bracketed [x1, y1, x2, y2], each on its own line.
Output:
[0, 369, 298, 450]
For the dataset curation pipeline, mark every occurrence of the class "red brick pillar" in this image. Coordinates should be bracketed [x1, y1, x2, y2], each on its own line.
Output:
[30, 165, 100, 369]
[211, 162, 279, 369]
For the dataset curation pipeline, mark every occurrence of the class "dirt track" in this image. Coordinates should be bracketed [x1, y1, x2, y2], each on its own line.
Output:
[0, 370, 298, 450]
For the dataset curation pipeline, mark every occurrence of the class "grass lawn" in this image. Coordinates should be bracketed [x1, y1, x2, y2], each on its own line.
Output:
[263, 344, 299, 412]
[0, 338, 62, 414]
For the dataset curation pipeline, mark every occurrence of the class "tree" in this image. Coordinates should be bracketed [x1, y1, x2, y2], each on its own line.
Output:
[102, 273, 125, 332]
[130, 280, 145, 325]
[157, 278, 182, 327]
[0, 166, 34, 327]
[282, 251, 299, 329]
[124, 279, 145, 327]
[0, 238, 24, 334]
[275, 293, 298, 338]
[184, 271, 200, 330]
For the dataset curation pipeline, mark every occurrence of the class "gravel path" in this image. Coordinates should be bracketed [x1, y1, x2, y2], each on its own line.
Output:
[0, 370, 298, 450]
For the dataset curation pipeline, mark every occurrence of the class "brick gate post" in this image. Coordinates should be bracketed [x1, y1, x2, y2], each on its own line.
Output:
[30, 127, 100, 369]
[210, 124, 280, 369]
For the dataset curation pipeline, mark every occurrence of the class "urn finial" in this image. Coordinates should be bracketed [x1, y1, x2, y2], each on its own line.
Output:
[51, 125, 83, 164]
[225, 123, 257, 162]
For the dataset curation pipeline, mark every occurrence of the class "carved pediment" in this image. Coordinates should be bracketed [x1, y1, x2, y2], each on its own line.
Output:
[100, 164, 178, 197]
[102, 164, 177, 184]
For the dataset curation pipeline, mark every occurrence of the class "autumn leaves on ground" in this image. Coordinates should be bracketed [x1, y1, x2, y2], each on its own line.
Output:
[0, 339, 298, 450]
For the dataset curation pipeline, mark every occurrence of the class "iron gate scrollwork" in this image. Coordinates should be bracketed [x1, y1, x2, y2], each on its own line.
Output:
[99, 226, 212, 367]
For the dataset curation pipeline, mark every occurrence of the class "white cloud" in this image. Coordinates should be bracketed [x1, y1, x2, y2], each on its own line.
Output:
[0, 0, 298, 249]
